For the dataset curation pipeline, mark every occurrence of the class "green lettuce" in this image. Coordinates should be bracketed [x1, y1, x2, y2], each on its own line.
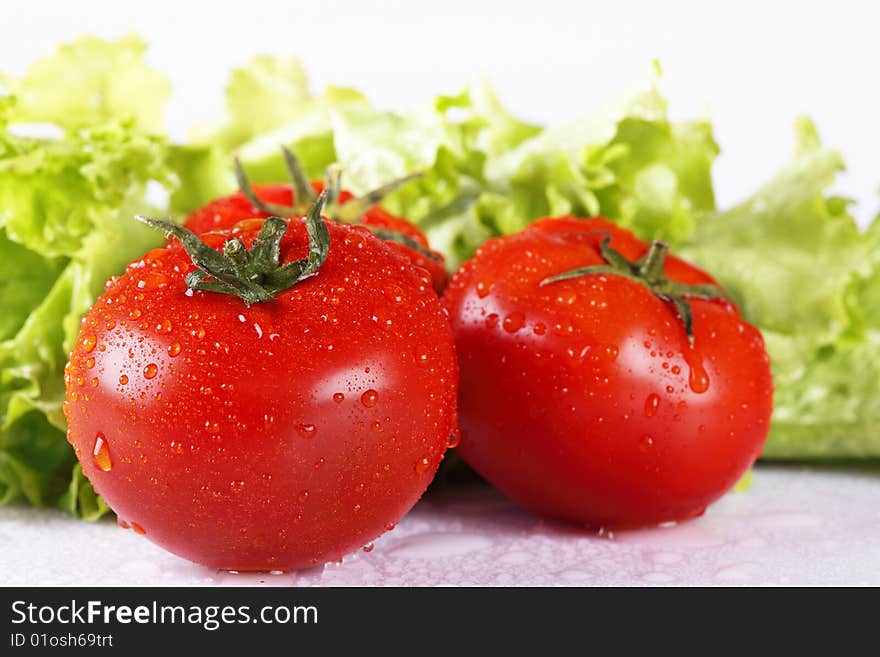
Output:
[0, 37, 172, 517]
[680, 119, 880, 458]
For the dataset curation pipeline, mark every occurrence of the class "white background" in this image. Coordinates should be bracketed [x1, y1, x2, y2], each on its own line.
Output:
[2, 0, 878, 224]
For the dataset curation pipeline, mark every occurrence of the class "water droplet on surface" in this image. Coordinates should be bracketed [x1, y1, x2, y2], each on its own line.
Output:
[484, 313, 499, 329]
[167, 342, 181, 357]
[119, 374, 129, 385]
[143, 363, 158, 379]
[414, 345, 429, 363]
[130, 522, 146, 535]
[360, 389, 379, 407]
[157, 319, 173, 334]
[533, 322, 547, 336]
[644, 393, 660, 417]
[82, 334, 97, 353]
[475, 280, 491, 298]
[297, 423, 317, 438]
[362, 543, 374, 553]
[85, 357, 95, 369]
[332, 392, 345, 403]
[414, 455, 431, 474]
[93, 433, 112, 471]
[502, 312, 525, 333]
[191, 327, 205, 340]
[298, 490, 310, 503]
[639, 435, 655, 453]
[684, 349, 710, 393]
[117, 518, 130, 530]
[447, 429, 462, 449]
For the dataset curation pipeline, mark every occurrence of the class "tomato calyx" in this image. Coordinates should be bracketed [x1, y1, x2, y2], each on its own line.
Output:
[541, 232, 732, 344]
[234, 148, 440, 262]
[135, 191, 330, 306]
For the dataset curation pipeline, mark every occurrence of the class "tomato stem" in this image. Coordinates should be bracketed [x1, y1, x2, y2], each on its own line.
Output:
[135, 191, 331, 306]
[541, 232, 732, 345]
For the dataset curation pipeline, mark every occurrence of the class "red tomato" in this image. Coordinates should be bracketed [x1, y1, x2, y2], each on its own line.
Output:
[184, 182, 449, 294]
[442, 216, 773, 528]
[63, 211, 458, 570]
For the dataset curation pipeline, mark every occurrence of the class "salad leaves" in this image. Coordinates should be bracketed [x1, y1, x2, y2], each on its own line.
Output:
[0, 37, 877, 519]
[0, 38, 171, 517]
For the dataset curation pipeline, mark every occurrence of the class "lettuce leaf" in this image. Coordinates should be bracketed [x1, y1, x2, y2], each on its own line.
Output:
[0, 37, 172, 517]
[680, 119, 880, 458]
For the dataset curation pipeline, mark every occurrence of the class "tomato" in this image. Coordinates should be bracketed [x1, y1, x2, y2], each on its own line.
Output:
[183, 151, 449, 293]
[442, 216, 773, 528]
[63, 200, 458, 570]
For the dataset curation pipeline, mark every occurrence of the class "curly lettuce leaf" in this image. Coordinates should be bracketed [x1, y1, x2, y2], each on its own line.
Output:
[0, 37, 172, 517]
[5, 35, 170, 132]
[680, 119, 880, 458]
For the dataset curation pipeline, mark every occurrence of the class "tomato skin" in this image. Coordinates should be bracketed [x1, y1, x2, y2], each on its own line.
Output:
[63, 219, 457, 570]
[183, 183, 449, 293]
[442, 216, 773, 528]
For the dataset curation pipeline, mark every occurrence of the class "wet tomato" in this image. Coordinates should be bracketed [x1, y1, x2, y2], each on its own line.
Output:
[63, 199, 458, 570]
[183, 150, 449, 293]
[443, 216, 773, 528]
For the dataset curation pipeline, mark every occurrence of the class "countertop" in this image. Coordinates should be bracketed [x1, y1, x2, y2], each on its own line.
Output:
[2, 464, 878, 586]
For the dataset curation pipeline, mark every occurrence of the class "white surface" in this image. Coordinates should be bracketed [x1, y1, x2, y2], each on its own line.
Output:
[2, 465, 879, 586]
[1, 0, 878, 226]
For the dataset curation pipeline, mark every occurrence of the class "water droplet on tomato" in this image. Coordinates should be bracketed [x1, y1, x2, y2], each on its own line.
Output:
[533, 322, 547, 335]
[502, 312, 525, 333]
[117, 518, 130, 530]
[384, 522, 397, 531]
[475, 280, 491, 298]
[143, 363, 158, 379]
[139, 271, 170, 290]
[191, 327, 205, 339]
[362, 543, 375, 553]
[85, 357, 95, 369]
[93, 433, 112, 471]
[485, 313, 499, 329]
[414, 344, 429, 363]
[644, 393, 660, 417]
[414, 455, 431, 474]
[361, 389, 379, 407]
[130, 522, 146, 535]
[167, 342, 181, 357]
[639, 435, 655, 453]
[447, 429, 462, 449]
[157, 319, 173, 334]
[82, 334, 97, 353]
[332, 392, 345, 403]
[297, 423, 317, 438]
[128, 308, 142, 319]
[119, 374, 129, 385]
[684, 349, 710, 394]
[298, 490, 309, 503]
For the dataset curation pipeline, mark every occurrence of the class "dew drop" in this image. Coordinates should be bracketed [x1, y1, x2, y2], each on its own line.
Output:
[414, 455, 431, 474]
[297, 423, 317, 438]
[130, 522, 146, 535]
[191, 327, 206, 340]
[447, 429, 462, 449]
[533, 322, 547, 336]
[119, 374, 129, 385]
[93, 433, 112, 472]
[82, 334, 97, 353]
[502, 312, 525, 333]
[639, 435, 655, 453]
[686, 352, 710, 394]
[167, 342, 181, 357]
[644, 393, 660, 417]
[157, 319, 173, 334]
[298, 490, 309, 503]
[117, 518, 130, 530]
[414, 344, 429, 363]
[332, 392, 345, 403]
[361, 389, 379, 408]
[143, 363, 158, 379]
[362, 543, 375, 553]
[475, 280, 491, 298]
[85, 357, 96, 369]
[485, 313, 499, 329]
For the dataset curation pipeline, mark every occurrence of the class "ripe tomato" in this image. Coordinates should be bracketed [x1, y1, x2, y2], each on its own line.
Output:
[63, 201, 458, 570]
[442, 216, 773, 528]
[183, 151, 449, 293]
